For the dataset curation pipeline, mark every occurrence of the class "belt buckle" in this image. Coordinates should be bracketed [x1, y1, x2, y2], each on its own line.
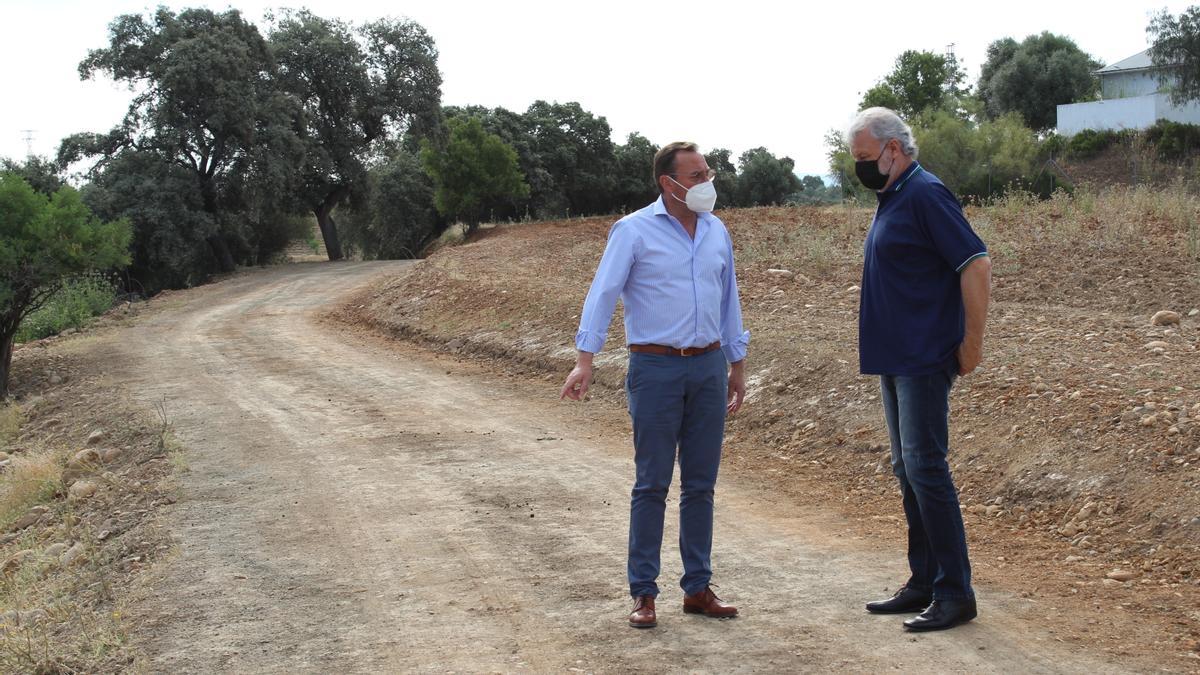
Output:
[679, 346, 691, 357]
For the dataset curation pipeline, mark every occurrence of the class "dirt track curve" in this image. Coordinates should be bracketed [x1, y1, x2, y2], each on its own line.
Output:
[103, 262, 1141, 673]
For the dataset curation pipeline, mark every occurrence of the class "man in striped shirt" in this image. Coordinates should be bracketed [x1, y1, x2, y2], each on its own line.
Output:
[560, 141, 749, 629]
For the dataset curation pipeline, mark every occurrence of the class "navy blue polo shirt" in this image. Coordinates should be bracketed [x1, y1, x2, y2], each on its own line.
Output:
[859, 162, 988, 376]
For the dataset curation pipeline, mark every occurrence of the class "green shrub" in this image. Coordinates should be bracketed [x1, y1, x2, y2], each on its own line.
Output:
[15, 276, 117, 343]
[1144, 120, 1200, 159]
[1065, 128, 1121, 158]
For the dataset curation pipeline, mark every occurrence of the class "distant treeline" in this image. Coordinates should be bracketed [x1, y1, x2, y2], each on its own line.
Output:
[0, 7, 831, 297]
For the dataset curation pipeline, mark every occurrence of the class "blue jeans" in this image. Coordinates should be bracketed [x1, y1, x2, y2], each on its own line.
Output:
[625, 350, 727, 598]
[880, 366, 975, 601]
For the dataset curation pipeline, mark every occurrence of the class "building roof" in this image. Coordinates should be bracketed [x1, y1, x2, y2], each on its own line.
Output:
[1097, 49, 1155, 75]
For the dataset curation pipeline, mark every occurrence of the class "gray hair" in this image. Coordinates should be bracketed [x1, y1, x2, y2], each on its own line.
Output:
[848, 107, 918, 158]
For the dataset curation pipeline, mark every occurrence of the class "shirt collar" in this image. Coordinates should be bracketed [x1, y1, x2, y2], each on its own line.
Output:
[875, 162, 923, 202]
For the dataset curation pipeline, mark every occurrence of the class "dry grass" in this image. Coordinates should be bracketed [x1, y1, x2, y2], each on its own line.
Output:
[0, 450, 63, 532]
[0, 343, 179, 672]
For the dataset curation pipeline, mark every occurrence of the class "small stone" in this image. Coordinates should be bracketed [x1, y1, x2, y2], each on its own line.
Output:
[48, 373, 63, 386]
[1065, 555, 1086, 563]
[766, 268, 794, 278]
[1151, 310, 1182, 326]
[59, 542, 85, 566]
[1168, 426, 1180, 437]
[2, 550, 35, 576]
[1189, 309, 1199, 318]
[43, 543, 69, 558]
[0, 452, 10, 462]
[1101, 578, 1124, 588]
[101, 447, 124, 464]
[10, 506, 49, 531]
[1141, 415, 1157, 427]
[68, 481, 98, 500]
[86, 429, 106, 445]
[986, 505, 1002, 517]
[1144, 341, 1170, 350]
[1107, 569, 1138, 582]
[68, 448, 101, 471]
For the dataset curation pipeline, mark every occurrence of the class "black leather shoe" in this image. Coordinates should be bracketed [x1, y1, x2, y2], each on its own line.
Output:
[903, 598, 977, 631]
[865, 585, 933, 614]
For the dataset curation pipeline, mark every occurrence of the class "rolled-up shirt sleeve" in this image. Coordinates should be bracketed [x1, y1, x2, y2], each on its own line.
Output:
[719, 230, 750, 363]
[574, 221, 638, 354]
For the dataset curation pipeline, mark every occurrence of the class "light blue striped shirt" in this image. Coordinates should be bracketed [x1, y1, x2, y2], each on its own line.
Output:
[574, 197, 750, 363]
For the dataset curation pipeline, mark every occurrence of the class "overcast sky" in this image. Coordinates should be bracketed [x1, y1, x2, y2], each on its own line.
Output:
[1, 0, 1192, 177]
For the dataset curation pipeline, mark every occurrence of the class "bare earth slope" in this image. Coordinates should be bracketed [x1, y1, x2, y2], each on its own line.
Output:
[75, 260, 1175, 672]
[342, 194, 1200, 669]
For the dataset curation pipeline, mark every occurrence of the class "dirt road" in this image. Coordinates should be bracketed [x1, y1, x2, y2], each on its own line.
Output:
[104, 262, 1141, 673]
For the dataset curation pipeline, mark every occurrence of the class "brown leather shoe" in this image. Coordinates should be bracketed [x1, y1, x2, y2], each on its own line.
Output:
[629, 595, 656, 628]
[683, 586, 738, 618]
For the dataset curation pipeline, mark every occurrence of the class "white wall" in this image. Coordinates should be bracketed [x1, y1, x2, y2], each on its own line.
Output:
[1057, 93, 1200, 135]
[1100, 71, 1161, 99]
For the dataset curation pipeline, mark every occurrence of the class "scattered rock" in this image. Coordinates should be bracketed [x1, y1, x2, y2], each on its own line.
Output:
[43, 543, 69, 558]
[1144, 341, 1169, 350]
[1189, 309, 1199, 318]
[986, 505, 1002, 517]
[68, 448, 101, 471]
[59, 542, 85, 566]
[1151, 310, 1182, 326]
[2, 550, 35, 576]
[766, 268, 795, 278]
[11, 506, 50, 531]
[0, 608, 49, 630]
[1107, 569, 1138, 582]
[86, 429, 106, 446]
[1065, 555, 1086, 563]
[68, 480, 98, 501]
[1101, 578, 1125, 588]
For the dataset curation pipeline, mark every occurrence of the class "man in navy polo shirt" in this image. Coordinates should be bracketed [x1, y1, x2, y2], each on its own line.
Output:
[849, 107, 992, 632]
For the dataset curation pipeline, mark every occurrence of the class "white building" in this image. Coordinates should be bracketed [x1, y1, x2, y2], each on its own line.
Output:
[1056, 49, 1200, 135]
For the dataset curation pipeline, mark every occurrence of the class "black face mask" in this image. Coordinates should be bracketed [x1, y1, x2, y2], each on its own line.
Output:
[855, 142, 894, 191]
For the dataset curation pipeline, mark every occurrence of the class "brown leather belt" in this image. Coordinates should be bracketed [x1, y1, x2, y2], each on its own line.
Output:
[629, 341, 721, 357]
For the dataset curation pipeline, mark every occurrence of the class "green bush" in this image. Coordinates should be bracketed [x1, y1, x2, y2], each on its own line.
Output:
[1065, 128, 1122, 158]
[1144, 120, 1200, 159]
[15, 276, 117, 343]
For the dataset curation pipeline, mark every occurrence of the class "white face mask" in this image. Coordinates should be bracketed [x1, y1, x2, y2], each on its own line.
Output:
[669, 176, 718, 213]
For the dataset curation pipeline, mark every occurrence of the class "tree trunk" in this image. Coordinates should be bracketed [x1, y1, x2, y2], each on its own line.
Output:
[315, 187, 349, 262]
[315, 207, 344, 261]
[0, 331, 13, 402]
[207, 235, 236, 273]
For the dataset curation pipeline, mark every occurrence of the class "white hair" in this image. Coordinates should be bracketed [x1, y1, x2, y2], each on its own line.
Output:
[848, 107, 918, 158]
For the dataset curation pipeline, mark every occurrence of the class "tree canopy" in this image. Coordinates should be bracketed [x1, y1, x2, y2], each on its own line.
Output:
[270, 10, 442, 260]
[860, 50, 968, 118]
[0, 175, 131, 398]
[420, 117, 529, 234]
[61, 7, 304, 278]
[976, 32, 1100, 131]
[1148, 7, 1200, 105]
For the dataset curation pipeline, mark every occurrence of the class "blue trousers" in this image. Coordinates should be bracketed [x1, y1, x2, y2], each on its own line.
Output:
[625, 350, 727, 598]
[880, 366, 975, 601]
